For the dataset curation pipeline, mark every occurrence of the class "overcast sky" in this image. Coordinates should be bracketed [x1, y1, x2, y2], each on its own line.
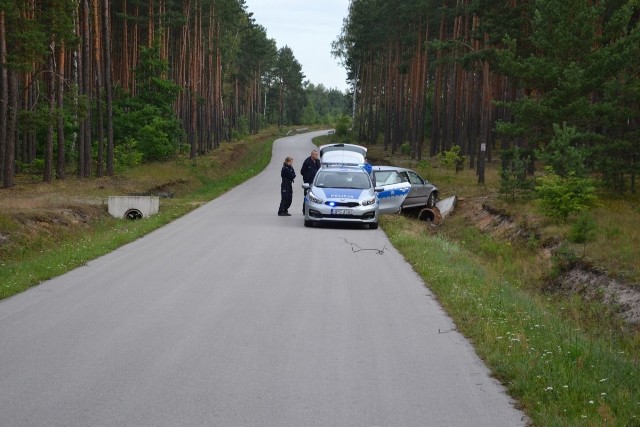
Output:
[243, 0, 351, 92]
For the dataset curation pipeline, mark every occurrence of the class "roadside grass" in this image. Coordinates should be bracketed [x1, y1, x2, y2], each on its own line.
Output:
[0, 134, 275, 300]
[381, 214, 639, 426]
[584, 199, 640, 284]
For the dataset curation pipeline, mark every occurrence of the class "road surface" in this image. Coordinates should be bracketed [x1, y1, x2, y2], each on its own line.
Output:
[0, 131, 526, 426]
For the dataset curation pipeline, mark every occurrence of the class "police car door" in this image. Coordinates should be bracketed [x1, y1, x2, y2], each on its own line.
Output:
[375, 170, 411, 214]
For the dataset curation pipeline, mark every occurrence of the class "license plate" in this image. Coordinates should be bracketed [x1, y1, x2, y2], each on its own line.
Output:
[331, 209, 353, 215]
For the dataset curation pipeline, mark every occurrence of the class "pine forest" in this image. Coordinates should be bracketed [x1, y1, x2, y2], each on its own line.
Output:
[335, 0, 639, 191]
[0, 0, 347, 187]
[1, 0, 639, 195]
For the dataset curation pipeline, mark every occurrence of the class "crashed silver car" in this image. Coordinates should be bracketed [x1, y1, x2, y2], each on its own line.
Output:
[372, 165, 439, 211]
[302, 165, 409, 229]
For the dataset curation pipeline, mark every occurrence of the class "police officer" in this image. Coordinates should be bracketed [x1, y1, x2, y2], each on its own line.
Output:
[278, 156, 296, 216]
[300, 149, 321, 212]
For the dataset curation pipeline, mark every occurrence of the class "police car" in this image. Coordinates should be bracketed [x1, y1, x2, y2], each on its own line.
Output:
[302, 164, 410, 229]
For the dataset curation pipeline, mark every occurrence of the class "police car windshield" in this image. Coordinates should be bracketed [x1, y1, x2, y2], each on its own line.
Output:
[315, 171, 371, 189]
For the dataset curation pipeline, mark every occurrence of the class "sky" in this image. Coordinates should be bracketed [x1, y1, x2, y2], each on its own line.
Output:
[243, 0, 351, 92]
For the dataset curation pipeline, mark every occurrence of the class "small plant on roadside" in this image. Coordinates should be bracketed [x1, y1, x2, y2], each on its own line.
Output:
[536, 167, 598, 221]
[441, 145, 464, 172]
[114, 138, 144, 171]
[569, 212, 597, 244]
[569, 211, 597, 257]
[417, 159, 430, 170]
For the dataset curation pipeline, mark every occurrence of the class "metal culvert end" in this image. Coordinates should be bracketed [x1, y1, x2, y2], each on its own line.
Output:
[418, 208, 436, 222]
[125, 209, 143, 220]
[418, 207, 443, 224]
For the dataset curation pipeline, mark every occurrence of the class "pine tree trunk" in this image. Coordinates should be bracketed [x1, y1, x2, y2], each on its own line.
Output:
[477, 58, 491, 185]
[79, 0, 91, 177]
[431, 12, 446, 156]
[0, 10, 7, 185]
[103, 0, 114, 175]
[93, 0, 104, 177]
[56, 43, 66, 180]
[3, 69, 17, 188]
[44, 42, 55, 183]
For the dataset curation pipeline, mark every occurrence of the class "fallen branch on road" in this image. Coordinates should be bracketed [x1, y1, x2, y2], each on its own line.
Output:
[342, 238, 388, 255]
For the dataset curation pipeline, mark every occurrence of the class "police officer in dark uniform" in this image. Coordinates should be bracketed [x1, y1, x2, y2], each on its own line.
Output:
[300, 149, 321, 213]
[278, 156, 296, 216]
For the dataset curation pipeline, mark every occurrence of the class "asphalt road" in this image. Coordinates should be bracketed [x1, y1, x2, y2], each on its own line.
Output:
[0, 131, 526, 426]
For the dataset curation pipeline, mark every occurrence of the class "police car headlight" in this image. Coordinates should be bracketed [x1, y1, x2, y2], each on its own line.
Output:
[308, 191, 323, 204]
[361, 196, 377, 206]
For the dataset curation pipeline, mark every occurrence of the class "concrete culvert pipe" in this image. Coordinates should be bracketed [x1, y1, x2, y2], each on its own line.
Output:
[125, 209, 143, 220]
[418, 207, 443, 224]
[108, 196, 159, 219]
[418, 208, 436, 222]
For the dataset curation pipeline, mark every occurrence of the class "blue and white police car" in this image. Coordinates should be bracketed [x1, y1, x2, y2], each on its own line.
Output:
[302, 165, 410, 229]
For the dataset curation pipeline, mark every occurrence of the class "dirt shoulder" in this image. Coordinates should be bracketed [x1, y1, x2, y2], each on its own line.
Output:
[449, 196, 640, 327]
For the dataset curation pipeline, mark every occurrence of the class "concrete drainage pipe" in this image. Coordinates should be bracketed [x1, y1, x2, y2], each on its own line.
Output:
[124, 209, 143, 220]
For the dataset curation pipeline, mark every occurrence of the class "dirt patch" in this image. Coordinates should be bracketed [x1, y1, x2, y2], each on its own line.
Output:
[2, 205, 104, 245]
[229, 144, 248, 161]
[554, 268, 640, 325]
[458, 198, 541, 243]
[455, 197, 640, 326]
[129, 179, 190, 198]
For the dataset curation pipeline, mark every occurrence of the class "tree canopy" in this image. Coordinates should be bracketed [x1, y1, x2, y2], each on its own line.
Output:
[334, 0, 640, 191]
[0, 0, 349, 187]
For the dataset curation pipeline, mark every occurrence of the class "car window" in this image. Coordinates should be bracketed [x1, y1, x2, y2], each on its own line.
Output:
[316, 171, 370, 189]
[407, 171, 424, 185]
[321, 152, 365, 166]
[374, 171, 402, 185]
[348, 173, 371, 189]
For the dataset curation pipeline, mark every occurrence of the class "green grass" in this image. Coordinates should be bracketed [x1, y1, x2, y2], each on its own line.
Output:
[381, 214, 639, 426]
[585, 199, 640, 283]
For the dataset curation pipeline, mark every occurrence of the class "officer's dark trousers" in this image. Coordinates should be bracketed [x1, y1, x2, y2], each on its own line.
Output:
[278, 181, 293, 213]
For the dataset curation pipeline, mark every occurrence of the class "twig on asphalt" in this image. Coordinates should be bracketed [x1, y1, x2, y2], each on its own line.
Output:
[342, 238, 388, 255]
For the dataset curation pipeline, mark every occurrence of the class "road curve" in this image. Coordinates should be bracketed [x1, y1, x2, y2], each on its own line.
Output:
[0, 131, 527, 426]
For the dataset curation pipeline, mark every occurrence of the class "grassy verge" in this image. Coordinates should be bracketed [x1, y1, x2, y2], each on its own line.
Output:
[382, 214, 639, 426]
[0, 135, 275, 299]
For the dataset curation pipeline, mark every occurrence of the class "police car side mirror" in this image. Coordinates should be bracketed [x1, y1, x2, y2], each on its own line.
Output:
[374, 187, 384, 193]
[302, 183, 310, 189]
